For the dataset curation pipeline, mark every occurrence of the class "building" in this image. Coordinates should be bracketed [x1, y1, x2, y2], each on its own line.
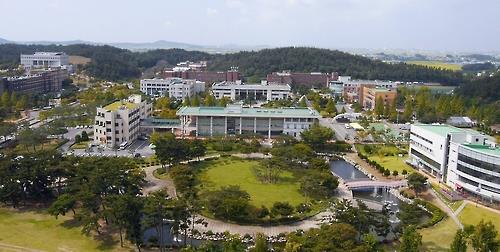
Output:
[164, 68, 240, 84]
[176, 104, 321, 139]
[211, 81, 291, 101]
[267, 71, 338, 88]
[94, 95, 152, 147]
[173, 61, 207, 71]
[140, 78, 205, 99]
[20, 52, 70, 71]
[409, 124, 500, 201]
[0, 68, 68, 96]
[337, 76, 399, 103]
[361, 87, 397, 110]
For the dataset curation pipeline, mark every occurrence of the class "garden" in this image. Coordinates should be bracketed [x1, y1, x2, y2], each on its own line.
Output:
[169, 154, 337, 225]
[356, 143, 415, 177]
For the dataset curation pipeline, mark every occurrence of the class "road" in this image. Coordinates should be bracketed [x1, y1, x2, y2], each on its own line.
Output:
[318, 117, 356, 141]
[60, 127, 93, 152]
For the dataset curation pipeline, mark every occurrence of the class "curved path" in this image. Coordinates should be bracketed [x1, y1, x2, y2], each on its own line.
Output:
[140, 154, 337, 236]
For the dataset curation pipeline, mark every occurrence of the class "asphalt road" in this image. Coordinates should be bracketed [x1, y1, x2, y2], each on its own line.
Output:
[318, 117, 357, 141]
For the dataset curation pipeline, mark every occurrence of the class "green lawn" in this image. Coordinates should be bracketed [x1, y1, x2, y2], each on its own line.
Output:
[459, 204, 500, 233]
[198, 158, 308, 208]
[406, 60, 462, 71]
[71, 140, 90, 150]
[356, 144, 414, 174]
[0, 208, 127, 251]
[420, 216, 460, 252]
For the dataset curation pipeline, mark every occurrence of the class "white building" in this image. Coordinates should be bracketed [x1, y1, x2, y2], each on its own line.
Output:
[177, 104, 320, 139]
[94, 95, 152, 147]
[140, 78, 205, 100]
[20, 52, 70, 71]
[409, 124, 500, 201]
[211, 81, 291, 101]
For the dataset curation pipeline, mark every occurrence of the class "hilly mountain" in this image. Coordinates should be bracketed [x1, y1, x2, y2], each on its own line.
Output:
[0, 43, 464, 85]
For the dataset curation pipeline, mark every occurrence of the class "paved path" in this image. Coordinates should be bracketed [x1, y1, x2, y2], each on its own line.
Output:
[429, 189, 463, 229]
[142, 165, 177, 197]
[345, 180, 407, 189]
[0, 242, 45, 252]
[454, 201, 468, 216]
[140, 154, 339, 236]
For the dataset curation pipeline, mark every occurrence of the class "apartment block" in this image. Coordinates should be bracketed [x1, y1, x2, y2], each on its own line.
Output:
[164, 68, 240, 84]
[94, 95, 152, 147]
[211, 81, 291, 101]
[361, 87, 397, 110]
[140, 78, 205, 99]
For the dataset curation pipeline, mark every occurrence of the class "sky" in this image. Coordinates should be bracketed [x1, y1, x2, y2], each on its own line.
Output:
[0, 0, 499, 52]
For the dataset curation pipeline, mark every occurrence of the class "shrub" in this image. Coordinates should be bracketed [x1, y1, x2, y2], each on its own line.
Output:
[296, 203, 312, 214]
[257, 206, 269, 218]
[402, 169, 408, 175]
[383, 169, 391, 177]
[392, 170, 399, 176]
[271, 202, 294, 217]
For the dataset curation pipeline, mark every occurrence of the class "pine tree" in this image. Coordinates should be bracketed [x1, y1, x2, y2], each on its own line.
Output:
[374, 96, 385, 118]
[403, 96, 413, 122]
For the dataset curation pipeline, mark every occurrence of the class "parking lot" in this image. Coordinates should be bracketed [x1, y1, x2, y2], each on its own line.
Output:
[70, 139, 155, 158]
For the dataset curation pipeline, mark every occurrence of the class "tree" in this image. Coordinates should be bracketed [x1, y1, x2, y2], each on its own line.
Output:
[48, 193, 77, 218]
[400, 225, 422, 252]
[407, 172, 428, 195]
[1, 91, 10, 108]
[374, 96, 385, 117]
[204, 94, 216, 106]
[107, 194, 144, 248]
[403, 96, 414, 122]
[191, 95, 200, 106]
[205, 186, 252, 221]
[469, 220, 499, 252]
[0, 122, 15, 139]
[300, 123, 334, 151]
[271, 202, 294, 217]
[392, 170, 399, 177]
[154, 133, 189, 168]
[188, 139, 206, 161]
[325, 99, 337, 116]
[450, 229, 468, 252]
[250, 233, 268, 252]
[143, 191, 174, 252]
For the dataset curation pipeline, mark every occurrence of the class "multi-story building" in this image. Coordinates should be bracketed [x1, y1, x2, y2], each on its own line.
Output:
[140, 78, 205, 99]
[20, 52, 70, 71]
[94, 95, 152, 147]
[409, 124, 500, 201]
[361, 87, 397, 110]
[164, 68, 240, 84]
[0, 68, 68, 96]
[267, 71, 338, 88]
[177, 104, 320, 139]
[211, 81, 291, 101]
[338, 76, 399, 103]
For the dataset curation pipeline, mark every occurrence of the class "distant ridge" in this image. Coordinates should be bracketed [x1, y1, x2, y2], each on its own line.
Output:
[0, 37, 268, 53]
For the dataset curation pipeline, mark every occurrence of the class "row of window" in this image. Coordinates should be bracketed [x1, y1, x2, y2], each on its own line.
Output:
[410, 148, 441, 170]
[411, 132, 433, 145]
[458, 153, 499, 172]
[457, 164, 500, 184]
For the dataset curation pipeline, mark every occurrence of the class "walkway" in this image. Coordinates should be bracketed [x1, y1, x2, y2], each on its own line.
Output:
[140, 154, 338, 236]
[429, 189, 463, 229]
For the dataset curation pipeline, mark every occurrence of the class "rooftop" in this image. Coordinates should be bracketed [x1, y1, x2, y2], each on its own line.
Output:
[413, 124, 465, 137]
[104, 101, 138, 111]
[463, 144, 500, 157]
[177, 106, 320, 118]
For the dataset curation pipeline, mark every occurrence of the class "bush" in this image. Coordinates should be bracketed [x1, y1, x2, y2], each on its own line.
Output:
[392, 170, 399, 176]
[271, 202, 294, 217]
[383, 169, 391, 177]
[296, 203, 312, 214]
[257, 206, 269, 218]
[81, 131, 89, 141]
[402, 169, 408, 175]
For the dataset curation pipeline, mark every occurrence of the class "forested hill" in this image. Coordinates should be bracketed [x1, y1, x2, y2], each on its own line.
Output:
[0, 44, 462, 84]
[208, 47, 463, 85]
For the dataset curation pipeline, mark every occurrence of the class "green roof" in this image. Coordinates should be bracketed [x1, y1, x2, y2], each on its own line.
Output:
[414, 124, 465, 137]
[104, 101, 138, 111]
[177, 106, 321, 118]
[462, 144, 500, 157]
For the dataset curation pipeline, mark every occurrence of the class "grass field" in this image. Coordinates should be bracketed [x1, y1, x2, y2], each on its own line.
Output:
[0, 208, 128, 251]
[459, 204, 500, 233]
[420, 216, 459, 252]
[71, 140, 90, 150]
[69, 55, 91, 65]
[357, 144, 414, 174]
[198, 158, 307, 208]
[406, 60, 462, 71]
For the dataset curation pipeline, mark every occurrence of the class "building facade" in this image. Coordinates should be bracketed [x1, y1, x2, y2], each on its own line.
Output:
[337, 76, 399, 103]
[361, 87, 397, 110]
[409, 124, 500, 201]
[94, 95, 152, 147]
[266, 71, 338, 88]
[20, 52, 70, 71]
[176, 105, 320, 139]
[164, 68, 240, 84]
[211, 81, 291, 101]
[140, 78, 205, 99]
[0, 68, 68, 96]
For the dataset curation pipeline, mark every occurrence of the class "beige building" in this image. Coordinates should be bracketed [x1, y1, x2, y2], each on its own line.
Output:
[362, 87, 397, 110]
[94, 95, 152, 147]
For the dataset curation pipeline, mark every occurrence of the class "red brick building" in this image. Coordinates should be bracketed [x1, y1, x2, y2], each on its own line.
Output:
[266, 71, 338, 88]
